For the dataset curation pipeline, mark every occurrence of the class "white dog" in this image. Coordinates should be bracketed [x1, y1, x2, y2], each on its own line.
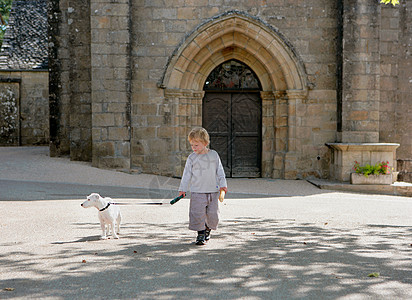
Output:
[81, 193, 122, 239]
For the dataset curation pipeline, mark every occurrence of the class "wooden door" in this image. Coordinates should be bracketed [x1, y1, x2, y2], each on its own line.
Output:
[203, 92, 261, 177]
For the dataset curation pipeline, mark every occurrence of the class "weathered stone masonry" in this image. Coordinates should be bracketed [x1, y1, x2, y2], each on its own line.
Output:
[90, 0, 132, 170]
[49, 0, 411, 181]
[48, 0, 92, 161]
[0, 0, 49, 146]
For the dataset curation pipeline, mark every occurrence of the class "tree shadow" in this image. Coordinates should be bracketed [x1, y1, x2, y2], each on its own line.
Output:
[1, 218, 411, 299]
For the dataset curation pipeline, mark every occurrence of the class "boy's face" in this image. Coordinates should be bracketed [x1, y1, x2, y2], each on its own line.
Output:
[190, 139, 208, 155]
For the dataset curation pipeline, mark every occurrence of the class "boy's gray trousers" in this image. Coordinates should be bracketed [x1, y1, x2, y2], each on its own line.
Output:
[189, 192, 219, 231]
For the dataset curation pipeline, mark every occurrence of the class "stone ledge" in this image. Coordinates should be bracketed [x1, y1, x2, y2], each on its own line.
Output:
[307, 179, 412, 198]
[326, 142, 400, 182]
[350, 173, 392, 185]
[327, 143, 400, 152]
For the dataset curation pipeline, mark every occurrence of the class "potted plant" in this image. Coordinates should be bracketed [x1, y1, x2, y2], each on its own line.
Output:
[351, 161, 393, 185]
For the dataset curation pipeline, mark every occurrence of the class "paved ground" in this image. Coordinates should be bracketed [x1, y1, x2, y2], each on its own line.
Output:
[0, 146, 411, 299]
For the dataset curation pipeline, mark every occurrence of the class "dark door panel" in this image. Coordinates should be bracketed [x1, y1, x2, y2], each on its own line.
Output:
[203, 93, 231, 176]
[203, 92, 261, 178]
[231, 93, 261, 177]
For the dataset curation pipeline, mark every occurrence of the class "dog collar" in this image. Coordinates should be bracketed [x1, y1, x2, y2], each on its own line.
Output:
[99, 203, 111, 211]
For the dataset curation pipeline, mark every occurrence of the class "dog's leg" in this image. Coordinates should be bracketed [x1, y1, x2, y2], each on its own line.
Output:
[100, 222, 108, 239]
[116, 213, 121, 234]
[111, 222, 119, 239]
[98, 214, 108, 239]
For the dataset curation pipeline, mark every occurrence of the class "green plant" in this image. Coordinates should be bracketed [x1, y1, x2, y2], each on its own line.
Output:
[380, 0, 399, 6]
[0, 0, 14, 47]
[353, 161, 390, 177]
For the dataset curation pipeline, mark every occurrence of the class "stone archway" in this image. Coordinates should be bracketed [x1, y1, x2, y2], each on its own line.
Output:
[160, 11, 308, 179]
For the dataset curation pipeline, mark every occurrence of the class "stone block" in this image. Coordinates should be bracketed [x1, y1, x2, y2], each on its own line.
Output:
[114, 113, 128, 127]
[93, 113, 115, 127]
[91, 3, 129, 17]
[147, 116, 165, 126]
[380, 30, 399, 42]
[153, 8, 177, 20]
[133, 127, 156, 139]
[95, 141, 115, 157]
[107, 103, 127, 113]
[348, 110, 369, 121]
[177, 7, 200, 20]
[351, 173, 392, 185]
[95, 157, 130, 170]
[201, 6, 219, 18]
[157, 127, 175, 138]
[115, 141, 130, 157]
[108, 127, 130, 140]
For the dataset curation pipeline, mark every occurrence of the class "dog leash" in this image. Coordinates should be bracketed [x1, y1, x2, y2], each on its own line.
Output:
[110, 202, 164, 206]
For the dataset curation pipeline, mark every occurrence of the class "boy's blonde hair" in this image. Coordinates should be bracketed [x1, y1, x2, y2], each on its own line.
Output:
[188, 127, 210, 145]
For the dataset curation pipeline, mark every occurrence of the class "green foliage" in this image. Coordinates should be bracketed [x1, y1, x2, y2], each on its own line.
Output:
[0, 0, 13, 17]
[380, 0, 400, 6]
[0, 0, 13, 47]
[353, 161, 390, 177]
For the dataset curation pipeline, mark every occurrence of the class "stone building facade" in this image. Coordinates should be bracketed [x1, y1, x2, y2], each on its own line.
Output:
[49, 0, 411, 181]
[0, 0, 49, 146]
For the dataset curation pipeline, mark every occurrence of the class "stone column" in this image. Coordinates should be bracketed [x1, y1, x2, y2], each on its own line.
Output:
[91, 0, 131, 169]
[329, 1, 403, 182]
[284, 90, 307, 179]
[48, 0, 69, 157]
[261, 91, 275, 178]
[273, 90, 287, 179]
[67, 1, 92, 161]
[340, 0, 380, 143]
[48, 0, 92, 160]
[164, 89, 204, 177]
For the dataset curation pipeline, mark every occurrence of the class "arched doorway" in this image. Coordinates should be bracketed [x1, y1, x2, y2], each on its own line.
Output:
[202, 60, 262, 178]
[160, 11, 308, 179]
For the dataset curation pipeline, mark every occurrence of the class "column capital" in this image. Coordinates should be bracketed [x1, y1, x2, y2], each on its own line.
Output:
[164, 89, 204, 100]
[286, 89, 308, 100]
[260, 91, 276, 101]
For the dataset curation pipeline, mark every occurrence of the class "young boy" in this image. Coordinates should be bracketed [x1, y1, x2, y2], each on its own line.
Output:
[178, 127, 228, 245]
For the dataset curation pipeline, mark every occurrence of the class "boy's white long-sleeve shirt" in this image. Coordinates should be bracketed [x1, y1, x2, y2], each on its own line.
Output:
[179, 150, 227, 193]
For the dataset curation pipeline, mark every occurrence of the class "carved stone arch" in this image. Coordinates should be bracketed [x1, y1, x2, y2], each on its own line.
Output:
[162, 11, 309, 179]
[159, 10, 308, 93]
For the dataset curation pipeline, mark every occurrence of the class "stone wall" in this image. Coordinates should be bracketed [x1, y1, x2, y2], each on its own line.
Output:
[339, 0, 381, 143]
[90, 0, 131, 170]
[130, 0, 339, 178]
[0, 71, 49, 146]
[50, 0, 411, 181]
[379, 1, 412, 181]
[48, 0, 92, 161]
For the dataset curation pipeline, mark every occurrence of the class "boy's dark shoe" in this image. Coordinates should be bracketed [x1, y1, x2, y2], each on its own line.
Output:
[196, 233, 206, 245]
[205, 228, 211, 241]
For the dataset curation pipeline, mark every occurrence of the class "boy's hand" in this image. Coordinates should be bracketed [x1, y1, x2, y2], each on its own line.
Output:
[179, 191, 186, 197]
[219, 188, 227, 202]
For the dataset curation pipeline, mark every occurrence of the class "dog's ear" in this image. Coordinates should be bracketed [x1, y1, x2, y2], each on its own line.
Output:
[87, 193, 97, 201]
[89, 193, 100, 201]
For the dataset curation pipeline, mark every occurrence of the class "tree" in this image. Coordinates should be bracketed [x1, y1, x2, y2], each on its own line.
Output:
[380, 0, 400, 6]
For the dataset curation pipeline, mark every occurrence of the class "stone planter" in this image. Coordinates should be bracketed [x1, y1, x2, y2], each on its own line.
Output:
[350, 173, 392, 185]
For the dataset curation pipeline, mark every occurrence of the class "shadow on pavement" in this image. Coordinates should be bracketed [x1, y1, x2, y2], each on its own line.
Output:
[0, 179, 323, 201]
[1, 218, 411, 299]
